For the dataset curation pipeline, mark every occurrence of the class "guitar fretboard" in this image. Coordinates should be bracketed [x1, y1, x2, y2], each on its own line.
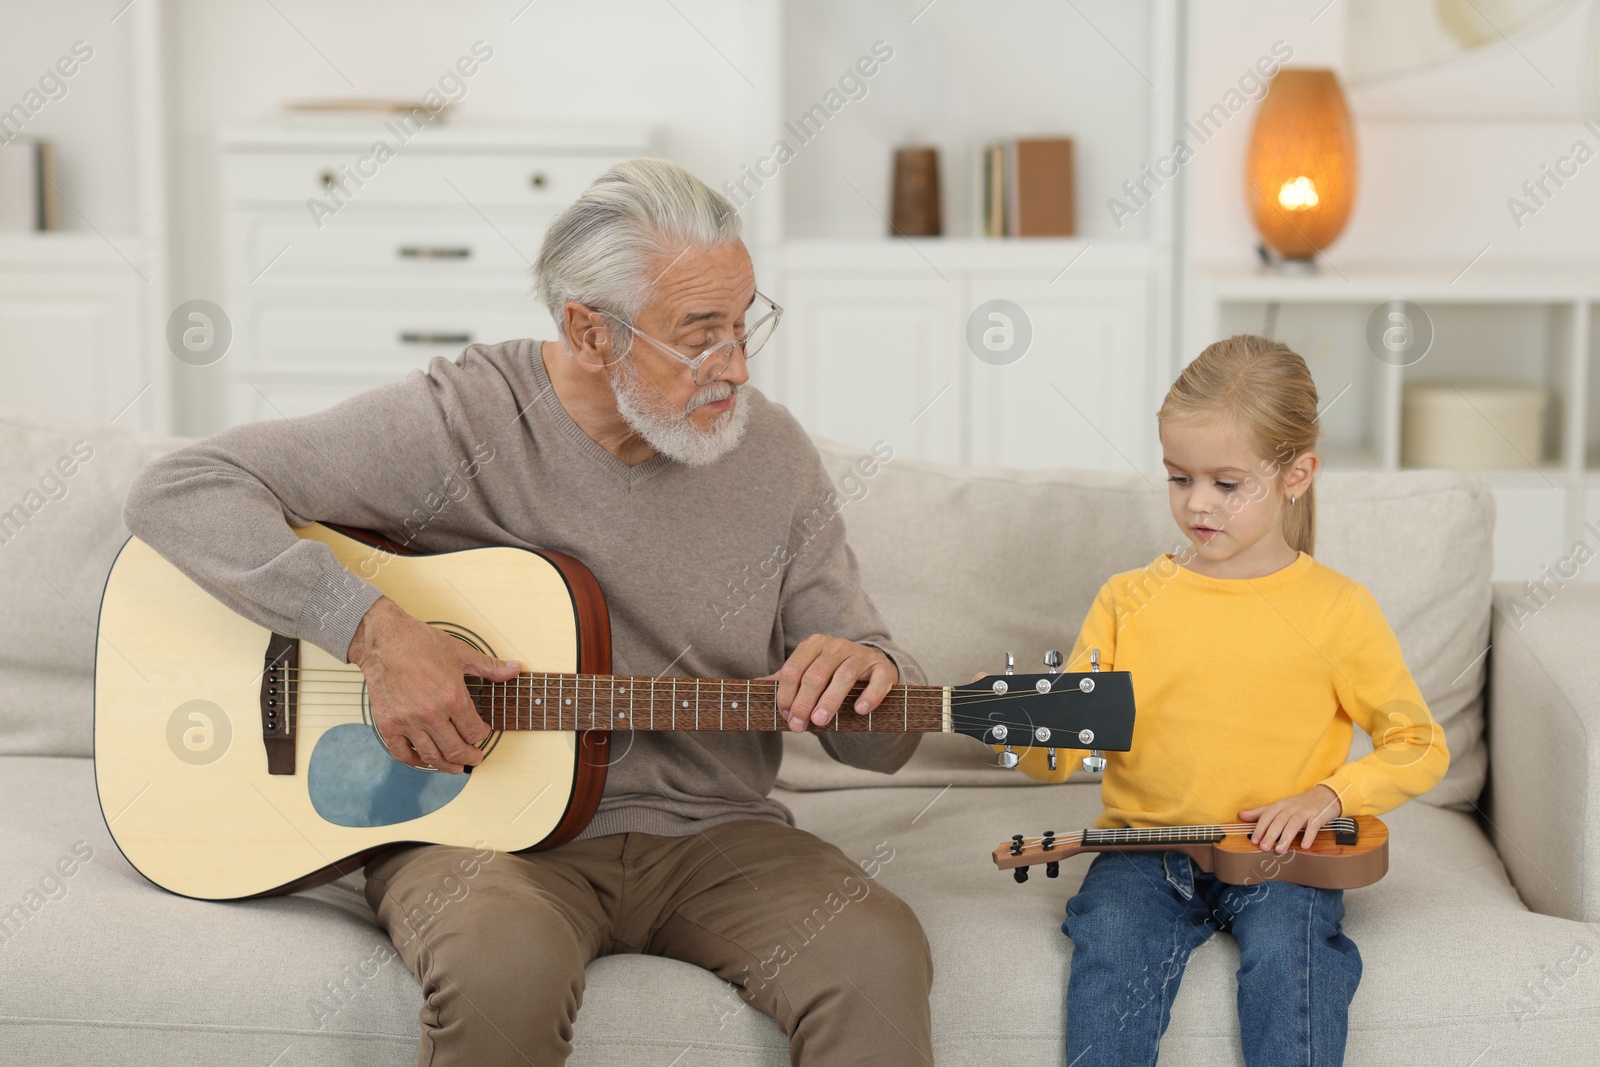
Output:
[1082, 826, 1225, 847]
[1079, 818, 1358, 848]
[468, 672, 953, 734]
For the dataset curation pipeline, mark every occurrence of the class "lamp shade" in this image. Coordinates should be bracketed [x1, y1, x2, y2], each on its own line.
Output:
[1245, 68, 1357, 261]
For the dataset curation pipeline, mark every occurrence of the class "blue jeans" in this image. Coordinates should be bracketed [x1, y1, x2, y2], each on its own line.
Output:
[1063, 850, 1361, 1067]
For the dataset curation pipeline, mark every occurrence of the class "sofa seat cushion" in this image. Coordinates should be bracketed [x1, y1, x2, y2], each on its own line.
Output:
[0, 755, 794, 1066]
[780, 784, 1600, 1064]
[5, 756, 1596, 1066]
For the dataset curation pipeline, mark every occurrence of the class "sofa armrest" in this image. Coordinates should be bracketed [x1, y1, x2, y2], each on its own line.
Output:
[1486, 581, 1600, 922]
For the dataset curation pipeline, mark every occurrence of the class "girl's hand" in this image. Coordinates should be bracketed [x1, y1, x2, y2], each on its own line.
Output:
[1239, 784, 1342, 854]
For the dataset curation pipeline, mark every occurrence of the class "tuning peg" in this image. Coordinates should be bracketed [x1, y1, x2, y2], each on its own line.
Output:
[1010, 834, 1024, 856]
[997, 745, 1019, 769]
[1082, 750, 1107, 773]
[1046, 747, 1057, 772]
[1014, 866, 1029, 883]
[1003, 651, 1015, 676]
[1043, 650, 1062, 674]
[1046, 861, 1060, 878]
[1089, 648, 1101, 673]
[1041, 830, 1056, 851]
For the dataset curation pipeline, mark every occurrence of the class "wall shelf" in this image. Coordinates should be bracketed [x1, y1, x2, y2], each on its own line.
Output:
[1188, 263, 1598, 582]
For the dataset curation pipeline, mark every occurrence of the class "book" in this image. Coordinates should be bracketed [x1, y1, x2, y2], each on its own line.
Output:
[1010, 137, 1075, 237]
[0, 141, 59, 232]
[37, 142, 58, 231]
[0, 141, 39, 231]
[984, 142, 1004, 238]
[981, 136, 1075, 238]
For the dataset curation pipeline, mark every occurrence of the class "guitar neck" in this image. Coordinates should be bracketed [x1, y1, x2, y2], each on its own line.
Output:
[469, 672, 953, 734]
[995, 818, 1363, 869]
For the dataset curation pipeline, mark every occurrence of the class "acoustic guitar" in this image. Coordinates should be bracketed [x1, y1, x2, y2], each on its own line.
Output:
[94, 521, 1138, 900]
[991, 817, 1388, 890]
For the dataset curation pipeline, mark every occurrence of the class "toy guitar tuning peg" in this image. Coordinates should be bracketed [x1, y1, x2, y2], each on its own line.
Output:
[1010, 834, 1024, 856]
[1014, 866, 1029, 883]
[1046, 861, 1060, 878]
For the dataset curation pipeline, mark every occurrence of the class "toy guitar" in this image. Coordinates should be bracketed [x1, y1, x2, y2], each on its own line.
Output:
[991, 816, 1388, 890]
[94, 521, 1138, 900]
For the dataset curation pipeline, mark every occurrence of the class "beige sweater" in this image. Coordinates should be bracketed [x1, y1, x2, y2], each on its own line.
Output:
[123, 339, 924, 838]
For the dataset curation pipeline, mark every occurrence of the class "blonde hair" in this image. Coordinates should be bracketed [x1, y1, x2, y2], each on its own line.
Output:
[1158, 334, 1320, 556]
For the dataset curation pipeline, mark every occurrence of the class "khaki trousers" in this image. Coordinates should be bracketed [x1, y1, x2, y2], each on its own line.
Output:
[362, 820, 935, 1067]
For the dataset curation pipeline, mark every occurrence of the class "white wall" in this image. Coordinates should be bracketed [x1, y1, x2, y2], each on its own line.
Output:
[0, 1, 138, 233]
[1187, 0, 1600, 267]
[778, 0, 1155, 241]
[164, 0, 778, 433]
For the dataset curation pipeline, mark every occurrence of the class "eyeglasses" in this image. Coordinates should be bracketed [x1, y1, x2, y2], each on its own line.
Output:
[604, 289, 783, 386]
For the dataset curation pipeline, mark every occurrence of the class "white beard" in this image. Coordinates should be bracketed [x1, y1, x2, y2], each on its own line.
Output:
[607, 359, 750, 467]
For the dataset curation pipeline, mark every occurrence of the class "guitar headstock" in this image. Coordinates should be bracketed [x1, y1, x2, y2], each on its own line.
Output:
[948, 651, 1135, 762]
[991, 832, 1070, 882]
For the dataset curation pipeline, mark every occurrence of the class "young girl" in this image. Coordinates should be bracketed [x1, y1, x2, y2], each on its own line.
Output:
[1014, 334, 1449, 1066]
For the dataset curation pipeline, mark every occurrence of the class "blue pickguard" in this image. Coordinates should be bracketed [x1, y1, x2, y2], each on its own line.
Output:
[307, 723, 471, 827]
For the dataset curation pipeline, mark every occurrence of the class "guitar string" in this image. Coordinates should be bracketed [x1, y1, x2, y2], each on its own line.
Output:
[271, 668, 1097, 711]
[267, 678, 1101, 720]
[1006, 819, 1359, 850]
[278, 681, 1088, 723]
[271, 699, 1075, 737]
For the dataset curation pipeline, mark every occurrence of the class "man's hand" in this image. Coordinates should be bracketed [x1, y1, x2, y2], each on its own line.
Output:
[1240, 784, 1342, 854]
[347, 596, 522, 773]
[768, 635, 898, 733]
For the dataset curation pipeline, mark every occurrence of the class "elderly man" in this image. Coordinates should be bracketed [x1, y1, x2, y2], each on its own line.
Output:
[123, 158, 934, 1065]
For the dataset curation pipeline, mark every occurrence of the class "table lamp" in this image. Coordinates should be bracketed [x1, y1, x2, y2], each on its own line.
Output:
[1245, 68, 1356, 267]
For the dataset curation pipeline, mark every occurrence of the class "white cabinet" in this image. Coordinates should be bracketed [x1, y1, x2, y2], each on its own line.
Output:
[219, 126, 650, 426]
[772, 242, 1158, 469]
[966, 278, 1151, 471]
[0, 264, 145, 425]
[776, 277, 964, 465]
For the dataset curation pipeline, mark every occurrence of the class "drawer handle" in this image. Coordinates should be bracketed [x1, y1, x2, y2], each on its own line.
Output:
[400, 331, 473, 345]
[399, 246, 473, 260]
[529, 171, 548, 189]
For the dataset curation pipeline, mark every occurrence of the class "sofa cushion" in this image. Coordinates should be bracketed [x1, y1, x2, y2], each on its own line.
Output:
[0, 408, 188, 758]
[6, 755, 1590, 1067]
[785, 440, 1493, 810]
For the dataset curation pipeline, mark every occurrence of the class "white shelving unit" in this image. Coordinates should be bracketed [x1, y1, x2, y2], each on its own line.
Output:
[0, 0, 170, 432]
[1187, 264, 1599, 582]
[757, 0, 1184, 473]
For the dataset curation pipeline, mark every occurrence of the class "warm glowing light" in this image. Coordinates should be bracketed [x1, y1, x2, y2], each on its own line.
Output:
[1244, 69, 1356, 260]
[1278, 176, 1320, 210]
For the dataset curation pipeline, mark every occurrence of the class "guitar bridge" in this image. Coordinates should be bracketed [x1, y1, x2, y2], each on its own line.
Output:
[260, 633, 299, 775]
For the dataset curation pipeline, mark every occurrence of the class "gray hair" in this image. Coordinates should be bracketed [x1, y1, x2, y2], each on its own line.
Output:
[532, 157, 742, 351]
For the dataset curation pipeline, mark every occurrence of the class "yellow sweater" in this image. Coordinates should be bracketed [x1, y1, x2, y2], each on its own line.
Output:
[1016, 552, 1449, 828]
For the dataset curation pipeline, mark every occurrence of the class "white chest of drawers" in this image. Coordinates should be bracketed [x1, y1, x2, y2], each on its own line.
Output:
[219, 124, 651, 425]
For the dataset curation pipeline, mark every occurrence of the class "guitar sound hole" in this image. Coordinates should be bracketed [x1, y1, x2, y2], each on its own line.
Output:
[307, 622, 505, 829]
[359, 621, 502, 762]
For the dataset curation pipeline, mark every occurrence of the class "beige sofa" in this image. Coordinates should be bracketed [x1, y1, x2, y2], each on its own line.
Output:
[1, 404, 1596, 1065]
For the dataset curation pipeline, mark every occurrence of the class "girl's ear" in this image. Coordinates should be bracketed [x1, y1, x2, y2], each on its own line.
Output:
[1282, 448, 1319, 497]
